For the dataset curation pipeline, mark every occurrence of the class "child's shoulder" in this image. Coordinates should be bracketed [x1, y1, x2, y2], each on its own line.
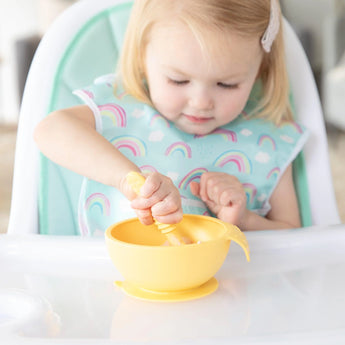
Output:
[72, 74, 119, 104]
[239, 114, 306, 140]
[220, 113, 308, 158]
[74, 74, 139, 104]
[241, 79, 308, 138]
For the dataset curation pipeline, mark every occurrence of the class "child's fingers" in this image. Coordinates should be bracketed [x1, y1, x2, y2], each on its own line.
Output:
[219, 187, 246, 207]
[197, 173, 222, 203]
[189, 181, 200, 197]
[193, 172, 247, 226]
[132, 193, 182, 224]
[199, 172, 243, 205]
[139, 172, 163, 198]
[127, 171, 183, 225]
[197, 174, 210, 202]
[150, 192, 181, 217]
[135, 209, 154, 225]
[141, 174, 178, 207]
[152, 195, 183, 224]
[217, 198, 247, 225]
[130, 197, 153, 210]
[130, 189, 179, 210]
[154, 209, 183, 225]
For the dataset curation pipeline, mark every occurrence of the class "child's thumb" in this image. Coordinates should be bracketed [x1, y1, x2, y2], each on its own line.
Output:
[189, 181, 200, 197]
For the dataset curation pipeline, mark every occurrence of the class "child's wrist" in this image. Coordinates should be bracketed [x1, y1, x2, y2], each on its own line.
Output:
[237, 209, 251, 230]
[115, 168, 142, 199]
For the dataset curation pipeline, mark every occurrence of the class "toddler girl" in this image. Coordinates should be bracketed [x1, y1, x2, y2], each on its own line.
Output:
[34, 0, 308, 234]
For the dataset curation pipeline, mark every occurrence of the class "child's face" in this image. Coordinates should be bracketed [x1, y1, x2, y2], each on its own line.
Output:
[144, 22, 263, 135]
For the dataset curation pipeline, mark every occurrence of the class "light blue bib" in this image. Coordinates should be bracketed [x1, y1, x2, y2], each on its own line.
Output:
[74, 75, 308, 236]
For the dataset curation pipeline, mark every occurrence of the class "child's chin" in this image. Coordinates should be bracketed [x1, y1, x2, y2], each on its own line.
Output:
[191, 128, 215, 136]
[178, 124, 214, 136]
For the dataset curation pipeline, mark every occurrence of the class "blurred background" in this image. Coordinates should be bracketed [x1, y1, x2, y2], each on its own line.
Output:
[0, 0, 345, 233]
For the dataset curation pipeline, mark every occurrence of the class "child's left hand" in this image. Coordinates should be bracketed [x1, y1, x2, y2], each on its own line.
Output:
[190, 172, 247, 227]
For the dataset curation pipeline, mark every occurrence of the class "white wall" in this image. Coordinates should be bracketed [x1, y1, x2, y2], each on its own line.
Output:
[0, 0, 39, 123]
[0, 0, 77, 124]
[281, 0, 345, 70]
[282, 0, 337, 70]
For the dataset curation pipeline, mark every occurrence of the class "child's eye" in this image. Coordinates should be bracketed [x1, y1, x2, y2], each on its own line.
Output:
[168, 79, 189, 86]
[217, 82, 238, 89]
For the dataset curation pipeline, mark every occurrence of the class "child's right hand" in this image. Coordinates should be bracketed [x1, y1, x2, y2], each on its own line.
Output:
[125, 172, 183, 226]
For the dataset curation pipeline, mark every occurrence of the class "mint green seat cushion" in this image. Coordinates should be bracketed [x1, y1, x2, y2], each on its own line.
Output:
[39, 2, 133, 235]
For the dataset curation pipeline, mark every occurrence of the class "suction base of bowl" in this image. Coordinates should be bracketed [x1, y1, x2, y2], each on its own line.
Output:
[115, 277, 218, 302]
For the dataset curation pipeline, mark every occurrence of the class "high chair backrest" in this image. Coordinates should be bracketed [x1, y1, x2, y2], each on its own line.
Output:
[8, 0, 340, 235]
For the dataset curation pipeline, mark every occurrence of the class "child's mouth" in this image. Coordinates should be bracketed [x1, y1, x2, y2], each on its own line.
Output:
[183, 114, 213, 124]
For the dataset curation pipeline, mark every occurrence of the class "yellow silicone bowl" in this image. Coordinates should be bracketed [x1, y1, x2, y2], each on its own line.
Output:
[105, 214, 249, 299]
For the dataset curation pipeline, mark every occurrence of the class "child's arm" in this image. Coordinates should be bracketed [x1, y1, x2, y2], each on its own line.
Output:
[190, 165, 301, 230]
[34, 105, 139, 195]
[34, 105, 182, 225]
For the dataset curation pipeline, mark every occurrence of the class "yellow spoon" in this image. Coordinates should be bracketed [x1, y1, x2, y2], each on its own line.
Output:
[126, 172, 187, 246]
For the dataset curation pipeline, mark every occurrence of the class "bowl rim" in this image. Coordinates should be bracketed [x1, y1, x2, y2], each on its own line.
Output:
[105, 215, 229, 249]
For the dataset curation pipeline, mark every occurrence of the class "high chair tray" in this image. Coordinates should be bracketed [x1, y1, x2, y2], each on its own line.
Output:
[1, 224, 345, 344]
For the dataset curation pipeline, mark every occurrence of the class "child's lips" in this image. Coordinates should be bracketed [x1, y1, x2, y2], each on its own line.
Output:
[183, 114, 213, 124]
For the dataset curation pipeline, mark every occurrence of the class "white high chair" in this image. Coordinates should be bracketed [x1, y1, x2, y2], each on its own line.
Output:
[7, 0, 340, 235]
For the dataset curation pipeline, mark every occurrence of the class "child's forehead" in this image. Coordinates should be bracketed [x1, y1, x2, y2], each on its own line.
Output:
[148, 19, 260, 58]
[146, 20, 262, 78]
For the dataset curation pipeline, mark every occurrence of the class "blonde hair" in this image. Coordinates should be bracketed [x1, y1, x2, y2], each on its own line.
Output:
[118, 0, 293, 124]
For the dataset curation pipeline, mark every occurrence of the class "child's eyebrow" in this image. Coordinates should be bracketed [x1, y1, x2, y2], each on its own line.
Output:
[161, 65, 188, 76]
[162, 64, 247, 80]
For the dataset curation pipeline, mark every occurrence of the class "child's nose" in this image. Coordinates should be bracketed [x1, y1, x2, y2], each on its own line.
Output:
[188, 87, 214, 111]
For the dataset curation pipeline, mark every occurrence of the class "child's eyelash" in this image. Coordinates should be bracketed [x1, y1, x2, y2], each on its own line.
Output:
[168, 79, 238, 89]
[168, 79, 189, 85]
[168, 78, 238, 89]
[217, 82, 238, 89]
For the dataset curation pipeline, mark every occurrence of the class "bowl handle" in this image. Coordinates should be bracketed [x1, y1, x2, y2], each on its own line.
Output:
[223, 223, 250, 261]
